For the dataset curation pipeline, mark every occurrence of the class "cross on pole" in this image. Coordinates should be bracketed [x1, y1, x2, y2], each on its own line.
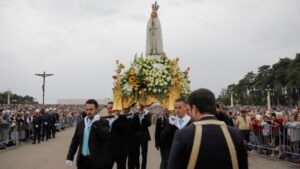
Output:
[35, 71, 54, 105]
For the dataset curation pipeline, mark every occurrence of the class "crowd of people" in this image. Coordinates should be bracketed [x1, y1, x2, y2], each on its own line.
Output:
[0, 104, 84, 148]
[224, 105, 300, 161]
[1, 93, 300, 168]
[187, 103, 300, 163]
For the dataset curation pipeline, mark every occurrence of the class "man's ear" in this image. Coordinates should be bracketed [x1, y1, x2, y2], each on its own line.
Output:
[192, 105, 198, 113]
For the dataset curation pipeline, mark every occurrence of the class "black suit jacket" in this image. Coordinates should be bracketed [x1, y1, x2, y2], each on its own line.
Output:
[155, 115, 168, 148]
[41, 113, 51, 126]
[127, 113, 152, 145]
[215, 112, 234, 127]
[160, 118, 192, 150]
[128, 115, 141, 145]
[167, 116, 248, 169]
[66, 118, 112, 168]
[109, 116, 131, 156]
[137, 113, 152, 142]
[32, 115, 42, 127]
[49, 113, 59, 126]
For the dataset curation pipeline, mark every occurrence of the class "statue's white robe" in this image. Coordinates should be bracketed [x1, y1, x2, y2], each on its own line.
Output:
[146, 16, 164, 56]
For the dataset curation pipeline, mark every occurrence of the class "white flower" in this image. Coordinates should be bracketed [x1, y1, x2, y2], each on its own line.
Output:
[164, 89, 168, 94]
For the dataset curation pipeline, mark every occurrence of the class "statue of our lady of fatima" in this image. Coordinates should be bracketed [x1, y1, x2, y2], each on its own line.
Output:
[146, 2, 165, 56]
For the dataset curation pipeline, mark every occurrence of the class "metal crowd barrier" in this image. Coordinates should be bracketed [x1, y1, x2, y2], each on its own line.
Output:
[59, 116, 81, 130]
[248, 124, 300, 163]
[0, 123, 19, 148]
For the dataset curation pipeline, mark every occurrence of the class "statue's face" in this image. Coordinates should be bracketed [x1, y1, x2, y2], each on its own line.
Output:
[151, 11, 157, 18]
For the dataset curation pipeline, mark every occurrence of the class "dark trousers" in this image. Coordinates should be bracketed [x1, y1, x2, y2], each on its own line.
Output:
[108, 154, 127, 169]
[78, 155, 96, 169]
[128, 142, 139, 169]
[51, 125, 56, 138]
[25, 129, 31, 140]
[78, 155, 108, 169]
[42, 124, 50, 140]
[159, 148, 170, 169]
[140, 141, 148, 169]
[33, 127, 40, 143]
[240, 130, 250, 143]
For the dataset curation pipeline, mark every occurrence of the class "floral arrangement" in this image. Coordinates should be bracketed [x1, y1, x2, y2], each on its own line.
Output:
[116, 55, 191, 99]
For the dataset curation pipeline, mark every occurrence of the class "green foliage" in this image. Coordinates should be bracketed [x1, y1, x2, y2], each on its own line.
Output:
[218, 54, 300, 106]
[0, 91, 37, 104]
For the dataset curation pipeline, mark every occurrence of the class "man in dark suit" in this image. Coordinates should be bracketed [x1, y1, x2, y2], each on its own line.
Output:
[106, 102, 131, 169]
[66, 99, 111, 169]
[32, 109, 42, 144]
[49, 108, 59, 139]
[137, 107, 152, 169]
[155, 108, 170, 169]
[160, 98, 192, 169]
[167, 89, 248, 169]
[216, 103, 234, 127]
[41, 109, 51, 141]
[127, 108, 141, 169]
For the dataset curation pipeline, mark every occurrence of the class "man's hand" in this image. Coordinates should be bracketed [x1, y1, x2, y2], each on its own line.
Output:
[169, 116, 176, 125]
[156, 145, 160, 151]
[65, 160, 73, 167]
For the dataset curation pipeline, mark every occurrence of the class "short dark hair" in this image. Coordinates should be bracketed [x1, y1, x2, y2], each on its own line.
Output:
[271, 113, 276, 117]
[107, 101, 113, 105]
[175, 97, 187, 104]
[240, 109, 247, 114]
[187, 88, 216, 114]
[85, 99, 98, 108]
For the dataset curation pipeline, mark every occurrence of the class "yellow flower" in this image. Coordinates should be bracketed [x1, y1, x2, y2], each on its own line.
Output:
[133, 85, 139, 92]
[129, 69, 136, 75]
[129, 76, 136, 84]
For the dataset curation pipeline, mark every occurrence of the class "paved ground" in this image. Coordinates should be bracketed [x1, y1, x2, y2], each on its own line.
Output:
[0, 126, 299, 169]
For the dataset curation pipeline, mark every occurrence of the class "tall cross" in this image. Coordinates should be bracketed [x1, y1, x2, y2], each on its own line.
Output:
[35, 71, 54, 105]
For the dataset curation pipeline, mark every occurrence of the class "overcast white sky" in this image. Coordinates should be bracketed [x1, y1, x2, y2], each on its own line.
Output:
[0, 0, 299, 104]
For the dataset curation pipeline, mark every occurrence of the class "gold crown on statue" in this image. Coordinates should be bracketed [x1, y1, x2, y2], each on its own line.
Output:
[152, 2, 159, 11]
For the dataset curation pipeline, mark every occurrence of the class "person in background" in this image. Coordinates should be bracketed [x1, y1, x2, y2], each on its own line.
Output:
[32, 109, 42, 144]
[236, 109, 251, 143]
[155, 108, 170, 169]
[41, 109, 51, 141]
[160, 98, 192, 168]
[137, 106, 152, 169]
[107, 102, 131, 169]
[216, 103, 234, 127]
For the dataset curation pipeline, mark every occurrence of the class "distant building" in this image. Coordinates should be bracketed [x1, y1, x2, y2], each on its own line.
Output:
[57, 98, 111, 105]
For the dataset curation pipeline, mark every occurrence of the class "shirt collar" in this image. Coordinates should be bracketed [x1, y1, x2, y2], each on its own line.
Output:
[199, 114, 215, 120]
